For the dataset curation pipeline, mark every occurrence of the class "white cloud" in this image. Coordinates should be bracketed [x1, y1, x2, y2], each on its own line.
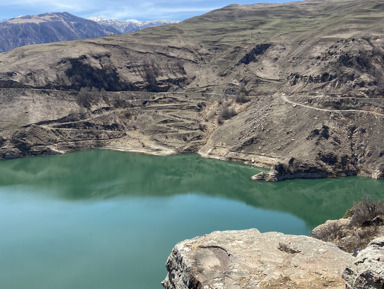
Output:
[0, 0, 93, 12]
[0, 0, 262, 20]
[97, 5, 220, 20]
[86, 0, 222, 19]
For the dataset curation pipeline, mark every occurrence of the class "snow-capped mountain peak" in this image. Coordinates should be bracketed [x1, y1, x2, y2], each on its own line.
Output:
[88, 17, 179, 33]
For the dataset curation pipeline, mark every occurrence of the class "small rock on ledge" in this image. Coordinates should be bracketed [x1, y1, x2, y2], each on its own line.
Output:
[162, 229, 354, 289]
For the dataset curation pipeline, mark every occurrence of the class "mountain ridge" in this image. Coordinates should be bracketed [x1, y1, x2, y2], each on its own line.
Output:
[88, 17, 179, 34]
[0, 12, 177, 52]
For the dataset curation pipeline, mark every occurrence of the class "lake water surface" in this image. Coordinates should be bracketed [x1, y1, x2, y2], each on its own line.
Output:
[0, 150, 383, 289]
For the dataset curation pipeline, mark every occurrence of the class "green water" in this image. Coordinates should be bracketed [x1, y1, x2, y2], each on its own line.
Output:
[0, 150, 383, 289]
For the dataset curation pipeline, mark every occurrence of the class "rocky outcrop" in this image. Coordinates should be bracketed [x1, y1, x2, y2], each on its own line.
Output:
[251, 163, 330, 182]
[343, 237, 384, 289]
[162, 229, 354, 289]
[251, 157, 358, 182]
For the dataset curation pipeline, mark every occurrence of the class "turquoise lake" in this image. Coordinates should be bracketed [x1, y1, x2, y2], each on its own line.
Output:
[0, 150, 383, 289]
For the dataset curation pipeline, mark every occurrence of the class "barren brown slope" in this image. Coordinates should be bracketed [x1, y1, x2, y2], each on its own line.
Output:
[1, 0, 384, 180]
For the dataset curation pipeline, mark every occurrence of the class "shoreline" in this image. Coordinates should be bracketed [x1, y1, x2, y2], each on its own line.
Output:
[2, 140, 383, 182]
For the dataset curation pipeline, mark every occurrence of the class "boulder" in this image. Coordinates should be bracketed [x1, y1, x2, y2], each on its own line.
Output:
[250, 170, 279, 182]
[162, 229, 354, 289]
[343, 237, 384, 289]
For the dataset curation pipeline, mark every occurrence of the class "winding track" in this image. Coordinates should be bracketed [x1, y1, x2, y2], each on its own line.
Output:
[172, 90, 384, 118]
[279, 93, 384, 118]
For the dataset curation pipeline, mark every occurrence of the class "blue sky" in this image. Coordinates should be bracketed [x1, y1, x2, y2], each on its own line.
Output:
[0, 0, 298, 21]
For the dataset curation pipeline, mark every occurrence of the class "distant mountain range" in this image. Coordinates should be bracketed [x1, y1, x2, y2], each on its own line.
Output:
[88, 17, 179, 34]
[0, 12, 178, 52]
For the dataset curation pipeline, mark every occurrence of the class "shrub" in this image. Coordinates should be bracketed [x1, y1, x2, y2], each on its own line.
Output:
[235, 93, 250, 104]
[76, 87, 103, 109]
[348, 196, 384, 227]
[76, 87, 92, 108]
[218, 107, 237, 124]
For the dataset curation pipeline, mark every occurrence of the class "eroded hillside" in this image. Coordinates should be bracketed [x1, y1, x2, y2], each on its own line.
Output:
[1, 0, 384, 180]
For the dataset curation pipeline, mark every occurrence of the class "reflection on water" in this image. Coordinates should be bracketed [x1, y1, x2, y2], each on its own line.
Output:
[0, 150, 382, 289]
[0, 150, 383, 226]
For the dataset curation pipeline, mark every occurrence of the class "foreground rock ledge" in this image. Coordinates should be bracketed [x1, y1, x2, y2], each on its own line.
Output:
[162, 229, 353, 289]
[343, 237, 384, 289]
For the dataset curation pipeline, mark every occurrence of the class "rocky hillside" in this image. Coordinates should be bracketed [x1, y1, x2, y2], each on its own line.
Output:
[0, 0, 384, 181]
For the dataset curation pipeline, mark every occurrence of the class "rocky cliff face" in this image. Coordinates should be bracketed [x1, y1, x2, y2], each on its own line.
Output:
[0, 0, 384, 180]
[162, 229, 354, 289]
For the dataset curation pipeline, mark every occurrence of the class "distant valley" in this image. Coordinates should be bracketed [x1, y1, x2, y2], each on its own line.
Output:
[0, 12, 178, 52]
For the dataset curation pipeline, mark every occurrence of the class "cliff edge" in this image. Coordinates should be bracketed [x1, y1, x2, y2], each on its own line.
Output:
[162, 229, 353, 289]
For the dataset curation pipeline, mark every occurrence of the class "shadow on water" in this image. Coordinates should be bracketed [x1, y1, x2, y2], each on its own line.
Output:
[0, 150, 383, 228]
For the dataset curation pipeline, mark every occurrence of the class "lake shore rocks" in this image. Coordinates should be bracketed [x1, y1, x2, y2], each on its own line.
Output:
[251, 158, 358, 182]
[162, 229, 353, 289]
